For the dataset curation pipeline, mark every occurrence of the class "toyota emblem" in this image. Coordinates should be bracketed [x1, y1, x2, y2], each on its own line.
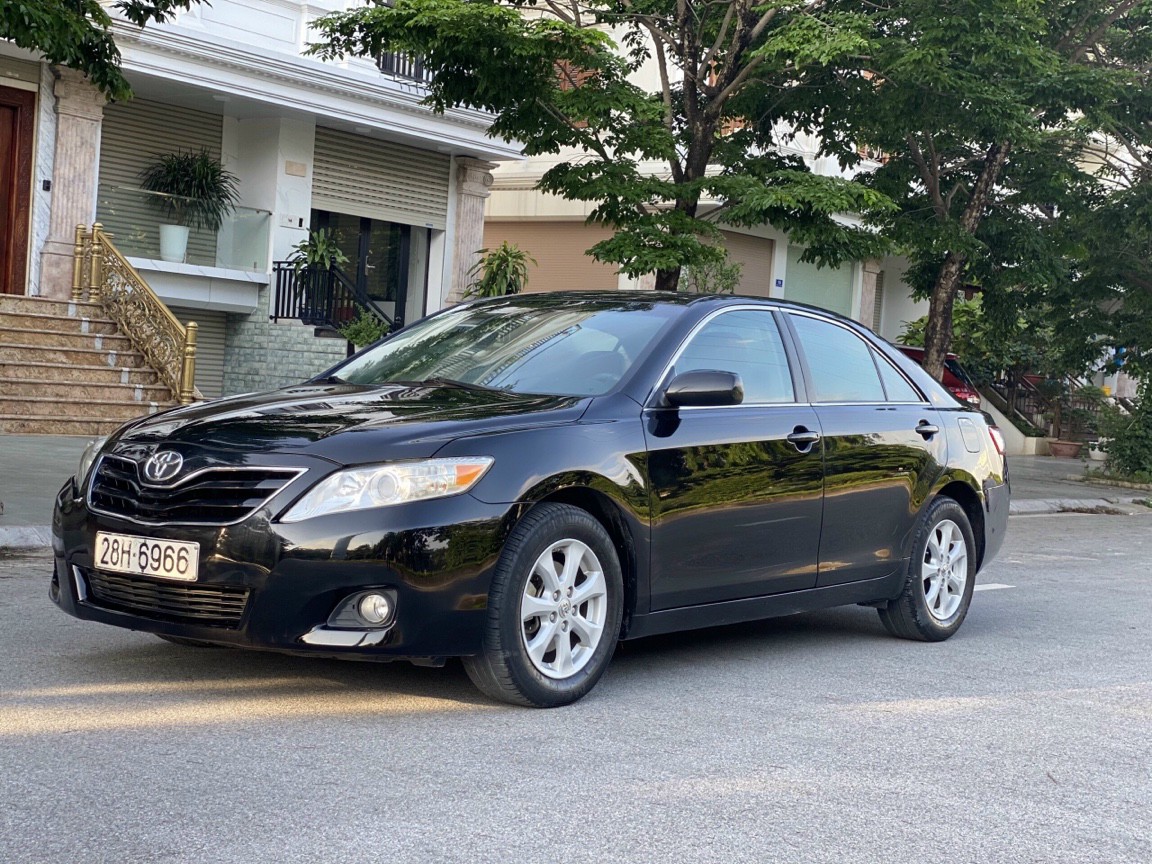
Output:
[142, 451, 184, 484]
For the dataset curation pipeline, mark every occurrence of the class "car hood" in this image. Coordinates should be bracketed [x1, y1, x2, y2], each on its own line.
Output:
[115, 382, 588, 463]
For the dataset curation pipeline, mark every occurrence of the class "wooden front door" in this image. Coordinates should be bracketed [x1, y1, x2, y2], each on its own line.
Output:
[0, 87, 35, 295]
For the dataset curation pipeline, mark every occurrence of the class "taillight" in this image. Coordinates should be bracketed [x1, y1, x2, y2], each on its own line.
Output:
[988, 425, 1006, 459]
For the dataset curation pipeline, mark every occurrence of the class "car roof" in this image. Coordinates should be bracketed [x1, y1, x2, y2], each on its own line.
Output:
[474, 290, 869, 329]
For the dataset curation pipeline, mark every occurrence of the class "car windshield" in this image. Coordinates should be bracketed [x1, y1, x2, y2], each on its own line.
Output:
[331, 298, 679, 396]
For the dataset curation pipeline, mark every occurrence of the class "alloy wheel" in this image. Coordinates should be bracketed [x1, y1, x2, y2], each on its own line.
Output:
[922, 518, 968, 621]
[520, 538, 608, 679]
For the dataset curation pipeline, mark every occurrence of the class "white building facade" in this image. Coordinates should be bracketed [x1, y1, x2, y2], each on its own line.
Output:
[0, 0, 518, 395]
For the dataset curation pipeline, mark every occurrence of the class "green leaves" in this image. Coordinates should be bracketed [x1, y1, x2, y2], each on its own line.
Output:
[0, 1, 200, 100]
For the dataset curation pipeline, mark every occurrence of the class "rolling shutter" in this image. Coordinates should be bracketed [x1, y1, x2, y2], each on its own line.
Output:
[482, 222, 618, 292]
[312, 127, 450, 229]
[785, 247, 854, 316]
[166, 305, 227, 399]
[721, 231, 775, 297]
[97, 100, 224, 265]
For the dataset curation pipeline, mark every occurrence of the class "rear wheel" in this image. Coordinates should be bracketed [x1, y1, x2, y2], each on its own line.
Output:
[463, 503, 623, 707]
[878, 497, 976, 641]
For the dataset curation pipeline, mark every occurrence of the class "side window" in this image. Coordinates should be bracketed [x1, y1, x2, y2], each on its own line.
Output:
[874, 350, 923, 402]
[789, 314, 885, 402]
[674, 310, 794, 404]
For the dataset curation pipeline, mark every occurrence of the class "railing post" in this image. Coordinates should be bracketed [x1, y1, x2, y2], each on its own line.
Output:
[179, 321, 198, 405]
[71, 224, 89, 301]
[87, 223, 104, 301]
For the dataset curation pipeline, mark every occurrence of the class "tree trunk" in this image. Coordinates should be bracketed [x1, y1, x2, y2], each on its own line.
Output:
[922, 253, 964, 380]
[655, 268, 682, 292]
[921, 141, 1011, 381]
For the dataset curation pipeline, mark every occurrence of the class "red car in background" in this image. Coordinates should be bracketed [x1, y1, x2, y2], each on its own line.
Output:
[895, 345, 982, 407]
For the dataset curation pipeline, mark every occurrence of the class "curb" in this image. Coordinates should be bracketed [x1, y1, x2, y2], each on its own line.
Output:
[0, 526, 52, 551]
[1009, 497, 1150, 516]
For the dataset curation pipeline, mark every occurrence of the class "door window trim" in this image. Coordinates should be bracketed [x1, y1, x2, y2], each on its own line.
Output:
[644, 305, 806, 409]
[784, 310, 930, 406]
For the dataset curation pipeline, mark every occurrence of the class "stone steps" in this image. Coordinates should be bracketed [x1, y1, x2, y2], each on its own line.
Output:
[0, 340, 145, 367]
[0, 414, 134, 436]
[0, 294, 177, 436]
[0, 310, 120, 335]
[0, 377, 171, 402]
[0, 360, 160, 385]
[0, 396, 166, 420]
[0, 325, 135, 351]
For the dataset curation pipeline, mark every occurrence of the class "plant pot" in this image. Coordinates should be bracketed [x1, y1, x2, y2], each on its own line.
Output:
[1048, 439, 1083, 459]
[158, 224, 190, 263]
[1088, 440, 1108, 462]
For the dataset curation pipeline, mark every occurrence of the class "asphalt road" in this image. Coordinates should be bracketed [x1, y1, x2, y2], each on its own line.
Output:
[1, 514, 1149, 864]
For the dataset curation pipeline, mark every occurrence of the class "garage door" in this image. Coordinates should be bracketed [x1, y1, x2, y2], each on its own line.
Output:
[481, 222, 619, 292]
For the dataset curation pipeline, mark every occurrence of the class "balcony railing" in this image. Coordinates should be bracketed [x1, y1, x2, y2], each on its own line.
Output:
[95, 185, 272, 272]
[375, 51, 433, 84]
[271, 262, 394, 335]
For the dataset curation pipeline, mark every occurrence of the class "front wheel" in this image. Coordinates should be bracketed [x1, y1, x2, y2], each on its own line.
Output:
[463, 503, 623, 707]
[878, 497, 976, 641]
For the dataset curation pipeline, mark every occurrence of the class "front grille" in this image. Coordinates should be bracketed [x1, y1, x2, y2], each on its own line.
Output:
[90, 454, 298, 524]
[84, 568, 250, 628]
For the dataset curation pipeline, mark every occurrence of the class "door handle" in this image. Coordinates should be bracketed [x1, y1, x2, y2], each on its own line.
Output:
[915, 421, 940, 439]
[787, 427, 821, 452]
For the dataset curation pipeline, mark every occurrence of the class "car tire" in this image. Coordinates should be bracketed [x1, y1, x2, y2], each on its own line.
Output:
[155, 634, 228, 649]
[463, 502, 623, 708]
[877, 496, 976, 642]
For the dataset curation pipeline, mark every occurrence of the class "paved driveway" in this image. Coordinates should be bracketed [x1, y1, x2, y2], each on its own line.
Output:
[1, 512, 1149, 863]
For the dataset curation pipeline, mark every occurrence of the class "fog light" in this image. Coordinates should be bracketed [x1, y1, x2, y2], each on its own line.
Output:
[358, 593, 393, 625]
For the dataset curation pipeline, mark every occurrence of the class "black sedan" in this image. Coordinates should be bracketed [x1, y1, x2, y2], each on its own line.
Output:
[52, 292, 1010, 707]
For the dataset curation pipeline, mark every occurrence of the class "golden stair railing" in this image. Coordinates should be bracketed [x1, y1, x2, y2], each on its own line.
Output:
[71, 223, 202, 405]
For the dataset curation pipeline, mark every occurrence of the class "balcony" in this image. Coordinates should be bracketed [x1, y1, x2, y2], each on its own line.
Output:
[375, 51, 433, 84]
[95, 185, 272, 273]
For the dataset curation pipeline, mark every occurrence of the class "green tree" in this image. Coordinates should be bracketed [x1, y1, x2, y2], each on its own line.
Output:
[310, 0, 892, 291]
[1, 1, 201, 100]
[782, 0, 1152, 378]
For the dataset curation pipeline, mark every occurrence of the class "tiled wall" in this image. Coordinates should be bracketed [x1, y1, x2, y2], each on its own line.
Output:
[222, 285, 347, 394]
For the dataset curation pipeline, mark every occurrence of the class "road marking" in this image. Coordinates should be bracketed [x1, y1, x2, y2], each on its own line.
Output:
[974, 583, 1015, 592]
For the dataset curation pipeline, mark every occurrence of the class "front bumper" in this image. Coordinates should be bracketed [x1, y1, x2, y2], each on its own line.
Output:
[52, 481, 515, 660]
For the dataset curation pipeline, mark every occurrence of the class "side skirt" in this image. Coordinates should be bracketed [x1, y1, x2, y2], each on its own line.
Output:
[623, 571, 906, 641]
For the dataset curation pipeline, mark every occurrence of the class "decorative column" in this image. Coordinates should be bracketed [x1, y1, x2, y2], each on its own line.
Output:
[38, 68, 106, 299]
[858, 259, 883, 331]
[450, 158, 497, 303]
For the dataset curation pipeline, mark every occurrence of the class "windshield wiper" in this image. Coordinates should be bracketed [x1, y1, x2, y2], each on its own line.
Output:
[390, 376, 505, 393]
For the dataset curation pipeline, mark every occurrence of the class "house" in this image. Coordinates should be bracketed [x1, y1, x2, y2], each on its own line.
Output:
[0, 0, 517, 429]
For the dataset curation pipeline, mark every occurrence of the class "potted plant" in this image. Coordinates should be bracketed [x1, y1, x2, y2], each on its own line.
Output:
[465, 242, 535, 297]
[286, 229, 349, 324]
[140, 149, 240, 263]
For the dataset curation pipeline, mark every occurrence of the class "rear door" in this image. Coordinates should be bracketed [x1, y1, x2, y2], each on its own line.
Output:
[645, 308, 824, 609]
[786, 312, 946, 587]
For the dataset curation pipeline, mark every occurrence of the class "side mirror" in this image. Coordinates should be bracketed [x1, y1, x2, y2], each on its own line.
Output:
[663, 370, 744, 407]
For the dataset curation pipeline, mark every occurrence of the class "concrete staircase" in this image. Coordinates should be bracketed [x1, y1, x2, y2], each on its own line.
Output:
[0, 295, 177, 436]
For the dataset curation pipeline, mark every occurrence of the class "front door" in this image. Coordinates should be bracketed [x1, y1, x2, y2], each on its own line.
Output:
[0, 86, 34, 295]
[311, 211, 413, 326]
[646, 309, 824, 610]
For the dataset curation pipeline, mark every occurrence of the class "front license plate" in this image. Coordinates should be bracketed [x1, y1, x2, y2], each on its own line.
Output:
[94, 532, 200, 582]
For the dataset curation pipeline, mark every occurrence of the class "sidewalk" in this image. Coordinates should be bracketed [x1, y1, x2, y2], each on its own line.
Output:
[1, 436, 1149, 550]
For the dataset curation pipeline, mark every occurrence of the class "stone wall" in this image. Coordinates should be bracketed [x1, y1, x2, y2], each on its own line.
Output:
[222, 285, 348, 395]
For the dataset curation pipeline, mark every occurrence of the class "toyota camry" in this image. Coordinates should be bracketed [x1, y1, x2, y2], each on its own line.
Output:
[52, 292, 1010, 707]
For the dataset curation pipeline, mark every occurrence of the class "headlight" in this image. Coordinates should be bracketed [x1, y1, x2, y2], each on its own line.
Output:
[76, 435, 109, 492]
[281, 457, 494, 523]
